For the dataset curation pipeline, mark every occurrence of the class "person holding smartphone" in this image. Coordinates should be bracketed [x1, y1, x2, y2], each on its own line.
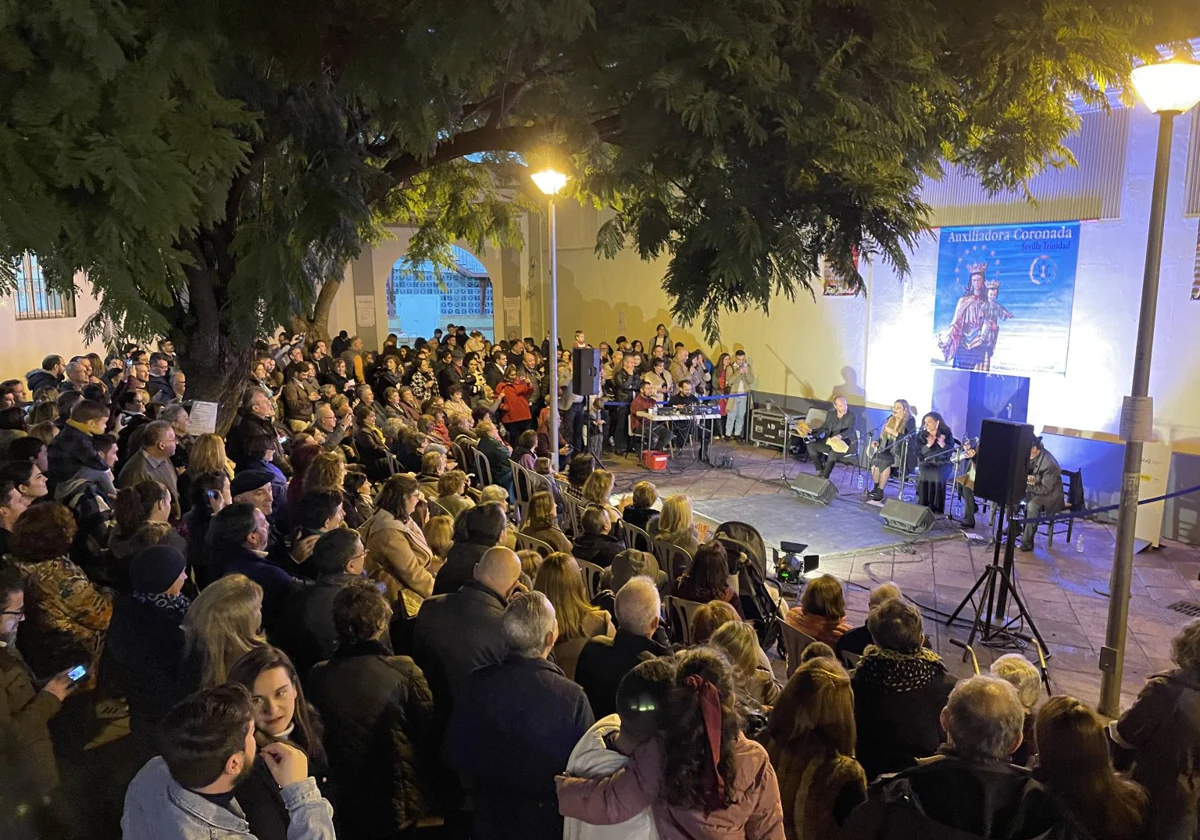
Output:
[0, 566, 78, 830]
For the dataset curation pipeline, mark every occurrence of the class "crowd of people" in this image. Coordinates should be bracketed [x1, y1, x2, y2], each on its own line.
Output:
[0, 326, 1194, 840]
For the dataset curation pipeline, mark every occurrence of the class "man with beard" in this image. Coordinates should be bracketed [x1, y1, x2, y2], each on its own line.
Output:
[122, 683, 335, 838]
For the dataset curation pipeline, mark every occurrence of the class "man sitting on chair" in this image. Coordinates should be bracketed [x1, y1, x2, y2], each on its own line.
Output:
[630, 380, 669, 452]
[1019, 436, 1064, 552]
[667, 380, 709, 461]
[806, 396, 857, 479]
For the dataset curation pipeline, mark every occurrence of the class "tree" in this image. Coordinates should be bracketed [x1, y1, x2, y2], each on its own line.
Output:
[0, 0, 1192, 429]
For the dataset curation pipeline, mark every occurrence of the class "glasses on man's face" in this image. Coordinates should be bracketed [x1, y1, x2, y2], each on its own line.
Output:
[0, 609, 24, 618]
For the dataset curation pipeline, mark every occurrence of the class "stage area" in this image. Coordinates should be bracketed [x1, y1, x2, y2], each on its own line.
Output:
[692, 492, 964, 560]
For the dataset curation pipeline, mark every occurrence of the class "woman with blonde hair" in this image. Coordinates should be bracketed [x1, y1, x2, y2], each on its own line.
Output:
[581, 469, 620, 520]
[423, 514, 455, 562]
[1036, 696, 1146, 840]
[435, 469, 474, 518]
[521, 490, 573, 554]
[785, 573, 851, 647]
[764, 656, 867, 839]
[181, 573, 265, 689]
[868, 398, 915, 502]
[190, 432, 235, 477]
[690, 600, 740, 645]
[359, 473, 437, 617]
[655, 493, 701, 557]
[305, 450, 348, 494]
[710, 619, 783, 710]
[534, 552, 614, 679]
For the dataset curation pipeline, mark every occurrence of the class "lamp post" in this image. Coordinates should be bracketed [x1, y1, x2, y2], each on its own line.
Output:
[531, 168, 569, 471]
[1099, 58, 1200, 717]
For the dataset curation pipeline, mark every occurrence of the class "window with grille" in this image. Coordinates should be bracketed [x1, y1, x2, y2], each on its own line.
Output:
[11, 254, 75, 320]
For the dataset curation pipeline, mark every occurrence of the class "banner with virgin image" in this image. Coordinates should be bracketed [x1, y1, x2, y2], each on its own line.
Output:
[931, 221, 1080, 376]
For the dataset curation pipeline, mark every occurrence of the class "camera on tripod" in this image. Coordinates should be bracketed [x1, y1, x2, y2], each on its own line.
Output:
[773, 540, 819, 583]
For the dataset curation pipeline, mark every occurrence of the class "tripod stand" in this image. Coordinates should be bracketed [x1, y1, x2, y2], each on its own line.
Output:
[946, 503, 1050, 656]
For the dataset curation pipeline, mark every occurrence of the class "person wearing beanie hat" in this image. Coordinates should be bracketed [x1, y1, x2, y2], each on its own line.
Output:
[599, 549, 667, 595]
[105, 546, 190, 757]
[231, 468, 276, 517]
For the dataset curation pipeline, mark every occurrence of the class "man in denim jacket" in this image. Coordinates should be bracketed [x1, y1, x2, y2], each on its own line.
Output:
[122, 683, 334, 840]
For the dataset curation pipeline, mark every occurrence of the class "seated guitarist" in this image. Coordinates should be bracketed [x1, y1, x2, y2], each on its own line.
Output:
[667, 379, 709, 461]
[805, 396, 858, 478]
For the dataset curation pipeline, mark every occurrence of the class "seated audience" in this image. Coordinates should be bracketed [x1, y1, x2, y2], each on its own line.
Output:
[284, 489, 346, 575]
[599, 547, 668, 594]
[413, 546, 522, 716]
[1034, 695, 1146, 840]
[710, 619, 783, 711]
[273, 528, 367, 676]
[654, 494, 701, 559]
[181, 573, 266, 690]
[521, 491, 573, 554]
[121, 683, 335, 838]
[227, 646, 332, 839]
[446, 591, 595, 840]
[556, 647, 784, 836]
[359, 474, 437, 618]
[581, 469, 620, 521]
[417, 450, 446, 499]
[47, 398, 110, 490]
[307, 581, 438, 838]
[621, 479, 660, 535]
[563, 658, 675, 840]
[116, 419, 180, 518]
[105, 546, 190, 757]
[690, 599, 741, 645]
[574, 577, 668, 719]
[423, 514, 455, 563]
[0, 565, 75, 829]
[844, 676, 1078, 840]
[785, 574, 852, 648]
[184, 471, 231, 588]
[108, 480, 180, 584]
[512, 428, 538, 470]
[562, 453, 594, 502]
[435, 469, 474, 518]
[674, 541, 743, 616]
[571, 506, 625, 569]
[343, 469, 374, 527]
[1111, 618, 1200, 840]
[11, 503, 113, 677]
[764, 656, 867, 840]
[836, 582, 902, 660]
[432, 502, 509, 595]
[535, 552, 615, 680]
[851, 598, 957, 781]
[989, 653, 1041, 766]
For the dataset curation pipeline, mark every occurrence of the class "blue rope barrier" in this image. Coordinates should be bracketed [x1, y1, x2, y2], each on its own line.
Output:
[1008, 480, 1200, 527]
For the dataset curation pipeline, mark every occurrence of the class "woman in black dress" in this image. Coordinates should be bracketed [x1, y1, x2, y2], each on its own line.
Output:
[916, 411, 954, 513]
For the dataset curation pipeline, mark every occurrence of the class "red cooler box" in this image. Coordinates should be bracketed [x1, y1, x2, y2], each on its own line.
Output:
[641, 451, 668, 471]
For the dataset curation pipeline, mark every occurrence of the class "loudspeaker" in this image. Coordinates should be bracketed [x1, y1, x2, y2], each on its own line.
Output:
[974, 419, 1034, 505]
[790, 474, 837, 505]
[572, 348, 601, 396]
[879, 499, 934, 534]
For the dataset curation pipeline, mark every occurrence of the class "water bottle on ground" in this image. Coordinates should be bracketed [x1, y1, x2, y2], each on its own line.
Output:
[1075, 534, 1084, 554]
[856, 473, 864, 490]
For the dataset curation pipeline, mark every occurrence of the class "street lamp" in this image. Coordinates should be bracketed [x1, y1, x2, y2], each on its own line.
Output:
[532, 167, 569, 471]
[1099, 57, 1200, 717]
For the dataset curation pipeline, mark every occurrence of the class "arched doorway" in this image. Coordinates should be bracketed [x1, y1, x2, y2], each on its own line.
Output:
[385, 245, 494, 341]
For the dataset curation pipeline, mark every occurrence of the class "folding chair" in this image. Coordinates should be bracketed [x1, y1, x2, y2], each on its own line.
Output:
[780, 622, 819, 678]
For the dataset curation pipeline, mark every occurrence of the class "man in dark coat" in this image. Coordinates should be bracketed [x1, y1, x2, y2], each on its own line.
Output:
[25, 355, 65, 395]
[272, 529, 365, 676]
[414, 546, 522, 716]
[307, 581, 438, 839]
[571, 507, 626, 570]
[852, 598, 957, 781]
[843, 675, 1081, 840]
[574, 577, 668, 718]
[209, 502, 304, 621]
[224, 387, 285, 470]
[46, 400, 109, 492]
[1019, 437, 1064, 551]
[432, 502, 509, 596]
[445, 590, 595, 840]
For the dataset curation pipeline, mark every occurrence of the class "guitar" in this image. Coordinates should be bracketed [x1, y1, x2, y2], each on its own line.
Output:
[951, 437, 979, 464]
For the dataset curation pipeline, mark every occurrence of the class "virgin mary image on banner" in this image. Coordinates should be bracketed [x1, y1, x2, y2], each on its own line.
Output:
[932, 222, 1080, 376]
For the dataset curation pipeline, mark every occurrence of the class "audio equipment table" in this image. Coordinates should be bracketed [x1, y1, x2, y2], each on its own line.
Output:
[636, 410, 719, 466]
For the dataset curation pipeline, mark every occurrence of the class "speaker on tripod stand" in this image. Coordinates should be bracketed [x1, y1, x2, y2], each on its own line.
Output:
[946, 419, 1050, 658]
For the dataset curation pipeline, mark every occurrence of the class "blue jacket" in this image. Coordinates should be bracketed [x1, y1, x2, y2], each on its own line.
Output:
[121, 756, 335, 840]
[216, 545, 304, 621]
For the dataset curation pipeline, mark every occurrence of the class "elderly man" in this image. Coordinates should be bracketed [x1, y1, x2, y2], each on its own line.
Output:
[843, 676, 1079, 840]
[805, 396, 858, 478]
[231, 468, 276, 518]
[1019, 436, 1064, 552]
[573, 577, 669, 719]
[414, 546, 523, 715]
[210, 502, 303, 619]
[61, 359, 91, 394]
[445, 590, 595, 840]
[306, 402, 351, 452]
[117, 420, 180, 518]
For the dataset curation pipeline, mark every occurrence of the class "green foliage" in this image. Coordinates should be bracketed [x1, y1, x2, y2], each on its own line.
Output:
[0, 0, 1193, 384]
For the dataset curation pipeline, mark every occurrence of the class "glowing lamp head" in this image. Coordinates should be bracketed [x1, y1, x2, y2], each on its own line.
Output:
[531, 169, 569, 195]
[1131, 58, 1200, 115]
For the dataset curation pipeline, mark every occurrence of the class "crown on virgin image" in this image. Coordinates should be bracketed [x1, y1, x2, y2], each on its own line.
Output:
[965, 261, 989, 275]
[985, 279, 1000, 289]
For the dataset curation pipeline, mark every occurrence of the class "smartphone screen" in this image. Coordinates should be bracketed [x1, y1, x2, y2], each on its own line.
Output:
[66, 664, 87, 682]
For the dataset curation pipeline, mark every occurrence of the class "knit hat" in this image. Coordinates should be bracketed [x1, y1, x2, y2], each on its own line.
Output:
[608, 549, 667, 592]
[231, 469, 274, 497]
[129, 546, 187, 594]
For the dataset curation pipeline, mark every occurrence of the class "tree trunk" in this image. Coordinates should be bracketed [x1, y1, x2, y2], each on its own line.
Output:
[178, 323, 255, 436]
[291, 278, 341, 343]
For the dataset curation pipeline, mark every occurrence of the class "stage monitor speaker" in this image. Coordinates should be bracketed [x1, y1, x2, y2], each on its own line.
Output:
[974, 419, 1034, 505]
[572, 348, 601, 396]
[790, 474, 836, 505]
[879, 499, 934, 534]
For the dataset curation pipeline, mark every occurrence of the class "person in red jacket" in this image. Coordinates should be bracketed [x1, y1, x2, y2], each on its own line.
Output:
[496, 366, 535, 439]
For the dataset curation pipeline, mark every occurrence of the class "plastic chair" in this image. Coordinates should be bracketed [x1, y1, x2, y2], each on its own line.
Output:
[780, 621, 819, 678]
[514, 532, 554, 558]
[666, 596, 707, 645]
[619, 520, 653, 553]
[473, 448, 493, 487]
[578, 559, 605, 602]
[655, 540, 694, 586]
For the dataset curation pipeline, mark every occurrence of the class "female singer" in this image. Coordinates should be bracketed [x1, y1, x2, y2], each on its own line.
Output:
[868, 400, 915, 501]
[916, 411, 954, 513]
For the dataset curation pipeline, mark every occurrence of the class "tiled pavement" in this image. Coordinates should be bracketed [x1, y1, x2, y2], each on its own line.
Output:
[601, 439, 1200, 714]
